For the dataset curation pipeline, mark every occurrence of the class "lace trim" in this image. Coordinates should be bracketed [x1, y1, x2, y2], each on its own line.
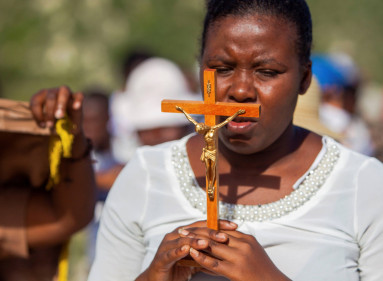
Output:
[171, 137, 340, 222]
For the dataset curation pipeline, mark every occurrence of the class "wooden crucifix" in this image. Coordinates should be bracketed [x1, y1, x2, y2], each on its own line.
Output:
[161, 69, 260, 230]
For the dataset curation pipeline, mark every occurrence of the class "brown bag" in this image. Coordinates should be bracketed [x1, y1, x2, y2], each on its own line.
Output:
[0, 98, 50, 135]
[0, 98, 63, 280]
[0, 98, 51, 189]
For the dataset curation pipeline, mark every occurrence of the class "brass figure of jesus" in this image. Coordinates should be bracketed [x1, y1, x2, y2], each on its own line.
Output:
[176, 106, 245, 200]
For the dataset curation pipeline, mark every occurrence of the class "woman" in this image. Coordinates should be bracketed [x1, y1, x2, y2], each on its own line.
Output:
[88, 0, 383, 280]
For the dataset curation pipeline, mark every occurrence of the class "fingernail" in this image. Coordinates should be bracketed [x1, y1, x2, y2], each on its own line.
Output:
[216, 232, 226, 239]
[190, 247, 199, 257]
[181, 245, 189, 252]
[55, 108, 64, 119]
[197, 239, 207, 246]
[178, 228, 189, 236]
[73, 101, 81, 110]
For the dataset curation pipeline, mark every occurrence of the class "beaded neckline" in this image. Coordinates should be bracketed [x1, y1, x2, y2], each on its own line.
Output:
[171, 137, 340, 222]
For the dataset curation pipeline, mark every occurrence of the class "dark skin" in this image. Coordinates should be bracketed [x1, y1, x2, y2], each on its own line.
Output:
[0, 86, 95, 254]
[137, 14, 322, 281]
[26, 86, 96, 247]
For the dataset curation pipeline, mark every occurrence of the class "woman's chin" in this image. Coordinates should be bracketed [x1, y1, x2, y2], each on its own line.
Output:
[220, 137, 258, 155]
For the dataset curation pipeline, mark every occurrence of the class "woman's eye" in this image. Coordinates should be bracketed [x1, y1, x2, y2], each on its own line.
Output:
[215, 67, 232, 74]
[257, 69, 279, 77]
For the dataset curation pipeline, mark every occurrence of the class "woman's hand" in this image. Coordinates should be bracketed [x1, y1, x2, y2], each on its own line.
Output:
[30, 86, 87, 158]
[30, 86, 83, 130]
[136, 220, 237, 281]
[186, 228, 291, 281]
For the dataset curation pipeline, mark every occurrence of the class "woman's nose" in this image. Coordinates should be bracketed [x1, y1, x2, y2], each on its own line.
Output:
[227, 71, 257, 103]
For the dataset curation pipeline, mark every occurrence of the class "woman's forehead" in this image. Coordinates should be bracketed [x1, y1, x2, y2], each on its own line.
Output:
[209, 13, 290, 31]
[203, 14, 298, 60]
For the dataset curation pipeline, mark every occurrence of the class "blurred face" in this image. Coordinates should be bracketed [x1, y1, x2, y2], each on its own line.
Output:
[200, 14, 311, 155]
[82, 99, 109, 151]
[137, 126, 188, 146]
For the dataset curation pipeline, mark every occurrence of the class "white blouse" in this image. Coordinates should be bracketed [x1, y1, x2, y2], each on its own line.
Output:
[88, 134, 383, 281]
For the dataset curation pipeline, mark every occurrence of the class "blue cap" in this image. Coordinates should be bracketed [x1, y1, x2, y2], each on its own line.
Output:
[311, 54, 348, 92]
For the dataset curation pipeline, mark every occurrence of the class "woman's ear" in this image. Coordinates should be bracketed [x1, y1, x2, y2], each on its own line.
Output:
[299, 61, 312, 95]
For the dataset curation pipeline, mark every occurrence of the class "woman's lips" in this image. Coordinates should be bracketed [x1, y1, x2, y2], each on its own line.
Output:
[226, 120, 255, 133]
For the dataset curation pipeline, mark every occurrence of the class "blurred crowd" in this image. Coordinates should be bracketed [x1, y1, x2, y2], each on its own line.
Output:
[0, 49, 201, 280]
[81, 53, 201, 271]
[295, 51, 383, 161]
[1, 47, 383, 280]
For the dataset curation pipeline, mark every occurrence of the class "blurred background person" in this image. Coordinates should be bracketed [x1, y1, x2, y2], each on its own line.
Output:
[294, 76, 342, 141]
[82, 88, 124, 267]
[81, 57, 199, 268]
[109, 50, 154, 164]
[368, 87, 383, 162]
[311, 52, 374, 156]
[120, 49, 155, 93]
[110, 56, 200, 154]
[0, 89, 95, 281]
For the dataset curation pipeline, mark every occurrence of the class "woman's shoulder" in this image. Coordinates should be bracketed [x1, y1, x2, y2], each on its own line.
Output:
[325, 135, 383, 174]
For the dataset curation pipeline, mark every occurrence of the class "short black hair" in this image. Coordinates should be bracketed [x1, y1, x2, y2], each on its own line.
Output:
[200, 0, 312, 65]
[121, 50, 154, 80]
[83, 87, 110, 112]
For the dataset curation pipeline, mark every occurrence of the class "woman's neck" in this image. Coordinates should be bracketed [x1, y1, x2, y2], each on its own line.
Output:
[219, 125, 310, 172]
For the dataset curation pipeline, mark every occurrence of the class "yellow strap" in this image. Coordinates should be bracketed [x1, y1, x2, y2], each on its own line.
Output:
[58, 241, 70, 281]
[46, 117, 74, 190]
[46, 116, 74, 281]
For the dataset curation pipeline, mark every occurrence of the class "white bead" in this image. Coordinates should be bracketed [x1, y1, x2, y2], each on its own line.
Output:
[173, 137, 339, 222]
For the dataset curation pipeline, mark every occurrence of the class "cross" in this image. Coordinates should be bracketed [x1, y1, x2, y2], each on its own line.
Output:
[161, 69, 261, 230]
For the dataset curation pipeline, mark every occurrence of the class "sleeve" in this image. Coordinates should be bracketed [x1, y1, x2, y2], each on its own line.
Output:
[355, 158, 383, 281]
[87, 150, 149, 281]
[0, 187, 30, 259]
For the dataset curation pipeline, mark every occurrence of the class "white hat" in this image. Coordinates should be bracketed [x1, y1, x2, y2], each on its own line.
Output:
[121, 57, 200, 131]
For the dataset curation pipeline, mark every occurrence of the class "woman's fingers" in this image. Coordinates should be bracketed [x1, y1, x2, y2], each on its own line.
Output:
[189, 232, 284, 281]
[69, 91, 84, 135]
[160, 233, 210, 253]
[55, 86, 72, 119]
[152, 236, 211, 274]
[153, 220, 238, 270]
[179, 227, 229, 244]
[179, 227, 263, 263]
[30, 86, 78, 129]
[30, 89, 47, 127]
[72, 91, 84, 110]
[219, 220, 238, 230]
[189, 247, 232, 276]
[44, 88, 60, 128]
[178, 220, 237, 244]
[178, 220, 237, 231]
[156, 244, 191, 269]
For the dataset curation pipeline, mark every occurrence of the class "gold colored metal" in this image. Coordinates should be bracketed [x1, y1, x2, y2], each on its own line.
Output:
[207, 80, 211, 97]
[176, 106, 245, 201]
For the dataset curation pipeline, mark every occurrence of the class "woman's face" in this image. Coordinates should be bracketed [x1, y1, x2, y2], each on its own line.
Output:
[200, 14, 311, 155]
